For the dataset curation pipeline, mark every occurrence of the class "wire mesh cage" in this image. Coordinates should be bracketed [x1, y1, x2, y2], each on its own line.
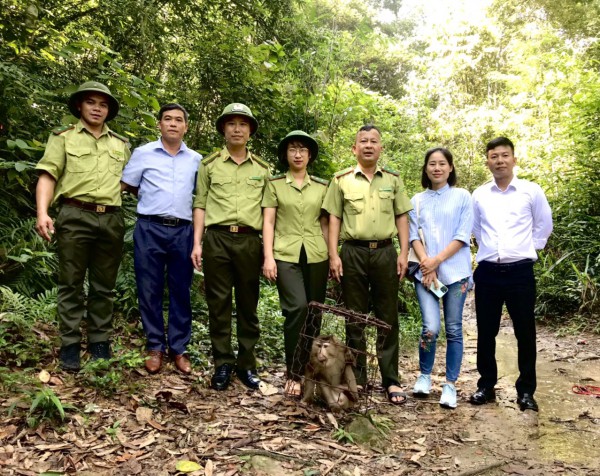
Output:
[290, 301, 391, 413]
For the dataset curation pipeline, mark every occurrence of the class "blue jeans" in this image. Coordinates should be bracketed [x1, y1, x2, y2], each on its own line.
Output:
[415, 279, 469, 382]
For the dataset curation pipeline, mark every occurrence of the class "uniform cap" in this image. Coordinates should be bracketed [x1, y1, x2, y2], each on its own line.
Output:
[68, 81, 120, 122]
[277, 130, 319, 164]
[215, 103, 259, 136]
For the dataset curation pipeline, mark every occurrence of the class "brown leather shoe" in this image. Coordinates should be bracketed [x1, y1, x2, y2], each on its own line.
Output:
[145, 350, 163, 374]
[173, 354, 192, 375]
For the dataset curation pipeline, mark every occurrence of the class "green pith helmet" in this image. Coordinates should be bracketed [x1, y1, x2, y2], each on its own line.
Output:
[215, 103, 259, 136]
[277, 130, 319, 164]
[68, 81, 120, 122]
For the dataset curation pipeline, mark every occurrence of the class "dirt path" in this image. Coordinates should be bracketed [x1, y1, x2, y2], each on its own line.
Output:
[1, 298, 599, 475]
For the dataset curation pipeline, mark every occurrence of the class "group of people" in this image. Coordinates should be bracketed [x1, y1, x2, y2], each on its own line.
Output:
[35, 80, 553, 412]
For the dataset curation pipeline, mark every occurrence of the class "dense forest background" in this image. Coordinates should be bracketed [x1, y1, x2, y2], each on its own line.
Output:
[1, 0, 599, 350]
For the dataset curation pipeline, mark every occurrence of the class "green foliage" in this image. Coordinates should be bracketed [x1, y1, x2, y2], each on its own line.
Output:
[331, 427, 355, 444]
[255, 281, 286, 365]
[7, 387, 73, 428]
[0, 286, 56, 366]
[78, 350, 146, 397]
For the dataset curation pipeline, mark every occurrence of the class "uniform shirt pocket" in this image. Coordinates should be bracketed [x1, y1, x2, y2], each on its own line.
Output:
[344, 192, 365, 215]
[210, 176, 233, 200]
[108, 150, 126, 175]
[65, 148, 94, 173]
[378, 189, 394, 214]
[245, 177, 264, 199]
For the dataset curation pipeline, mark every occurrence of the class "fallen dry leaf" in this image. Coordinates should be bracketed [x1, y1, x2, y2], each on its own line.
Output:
[135, 407, 153, 424]
[38, 370, 51, 383]
[255, 413, 279, 422]
[258, 381, 279, 396]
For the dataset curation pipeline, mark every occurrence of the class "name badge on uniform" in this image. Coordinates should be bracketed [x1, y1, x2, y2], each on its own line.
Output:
[379, 187, 392, 192]
[249, 176, 262, 180]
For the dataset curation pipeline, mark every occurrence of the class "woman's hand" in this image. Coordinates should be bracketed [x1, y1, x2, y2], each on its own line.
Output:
[419, 256, 441, 275]
[421, 269, 437, 290]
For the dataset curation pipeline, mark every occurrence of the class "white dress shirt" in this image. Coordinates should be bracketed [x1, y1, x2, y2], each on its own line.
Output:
[472, 176, 553, 263]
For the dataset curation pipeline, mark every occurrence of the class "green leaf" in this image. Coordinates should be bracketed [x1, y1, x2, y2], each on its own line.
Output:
[175, 460, 202, 472]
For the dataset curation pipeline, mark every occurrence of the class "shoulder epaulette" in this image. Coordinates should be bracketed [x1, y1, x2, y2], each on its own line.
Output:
[52, 125, 75, 135]
[382, 166, 399, 176]
[251, 154, 269, 170]
[311, 175, 329, 186]
[334, 167, 354, 179]
[202, 151, 220, 165]
[269, 174, 285, 181]
[108, 130, 129, 144]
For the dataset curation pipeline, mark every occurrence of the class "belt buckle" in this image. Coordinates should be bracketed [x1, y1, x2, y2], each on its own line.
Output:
[164, 218, 178, 226]
[229, 225, 239, 233]
[95, 205, 106, 213]
[369, 241, 377, 249]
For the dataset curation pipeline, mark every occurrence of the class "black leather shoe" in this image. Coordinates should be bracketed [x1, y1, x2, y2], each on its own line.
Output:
[469, 387, 496, 405]
[59, 343, 81, 371]
[517, 393, 539, 412]
[236, 369, 261, 390]
[211, 363, 233, 391]
[89, 341, 111, 360]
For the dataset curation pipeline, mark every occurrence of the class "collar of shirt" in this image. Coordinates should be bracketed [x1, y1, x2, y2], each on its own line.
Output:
[285, 170, 311, 190]
[426, 183, 450, 195]
[490, 175, 520, 193]
[221, 147, 253, 164]
[76, 120, 109, 137]
[353, 164, 383, 178]
[154, 137, 188, 155]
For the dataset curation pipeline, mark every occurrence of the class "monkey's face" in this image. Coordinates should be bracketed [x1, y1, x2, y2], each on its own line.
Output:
[315, 341, 332, 363]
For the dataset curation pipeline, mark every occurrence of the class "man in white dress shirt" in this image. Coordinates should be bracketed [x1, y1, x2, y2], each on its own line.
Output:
[469, 137, 553, 412]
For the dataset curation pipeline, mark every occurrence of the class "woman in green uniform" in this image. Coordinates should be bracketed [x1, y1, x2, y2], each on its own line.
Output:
[262, 131, 329, 397]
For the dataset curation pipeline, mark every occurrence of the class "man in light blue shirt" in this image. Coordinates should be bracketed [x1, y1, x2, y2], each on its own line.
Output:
[121, 103, 202, 375]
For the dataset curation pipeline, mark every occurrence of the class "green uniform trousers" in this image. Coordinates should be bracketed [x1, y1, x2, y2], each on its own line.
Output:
[203, 229, 262, 370]
[55, 205, 124, 346]
[340, 242, 400, 388]
[276, 247, 329, 380]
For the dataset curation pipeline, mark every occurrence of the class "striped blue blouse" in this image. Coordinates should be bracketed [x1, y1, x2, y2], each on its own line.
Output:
[408, 184, 473, 286]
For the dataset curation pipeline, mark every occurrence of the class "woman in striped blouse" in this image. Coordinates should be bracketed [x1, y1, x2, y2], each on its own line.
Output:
[408, 148, 473, 409]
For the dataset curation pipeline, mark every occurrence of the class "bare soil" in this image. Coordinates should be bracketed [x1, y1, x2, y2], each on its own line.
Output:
[1, 297, 599, 476]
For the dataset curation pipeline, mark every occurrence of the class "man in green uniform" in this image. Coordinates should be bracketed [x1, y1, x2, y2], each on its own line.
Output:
[35, 81, 130, 371]
[191, 103, 269, 391]
[323, 124, 412, 405]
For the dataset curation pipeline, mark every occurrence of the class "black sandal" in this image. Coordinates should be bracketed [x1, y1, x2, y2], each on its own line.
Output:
[386, 387, 408, 405]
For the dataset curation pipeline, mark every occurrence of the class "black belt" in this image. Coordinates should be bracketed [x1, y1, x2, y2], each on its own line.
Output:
[137, 214, 191, 227]
[63, 198, 119, 214]
[479, 259, 534, 270]
[208, 225, 259, 234]
[345, 239, 393, 249]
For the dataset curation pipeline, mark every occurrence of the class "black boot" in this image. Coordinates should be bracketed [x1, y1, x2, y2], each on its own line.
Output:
[59, 343, 81, 371]
[89, 341, 111, 361]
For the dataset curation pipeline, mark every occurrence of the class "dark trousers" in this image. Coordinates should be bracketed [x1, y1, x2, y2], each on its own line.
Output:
[474, 260, 537, 395]
[203, 229, 262, 370]
[341, 242, 400, 388]
[133, 219, 194, 355]
[276, 247, 329, 380]
[56, 205, 124, 346]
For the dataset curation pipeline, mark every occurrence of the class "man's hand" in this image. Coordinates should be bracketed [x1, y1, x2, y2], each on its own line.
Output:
[397, 253, 408, 280]
[191, 244, 203, 271]
[35, 213, 55, 242]
[329, 255, 343, 282]
[263, 257, 277, 281]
